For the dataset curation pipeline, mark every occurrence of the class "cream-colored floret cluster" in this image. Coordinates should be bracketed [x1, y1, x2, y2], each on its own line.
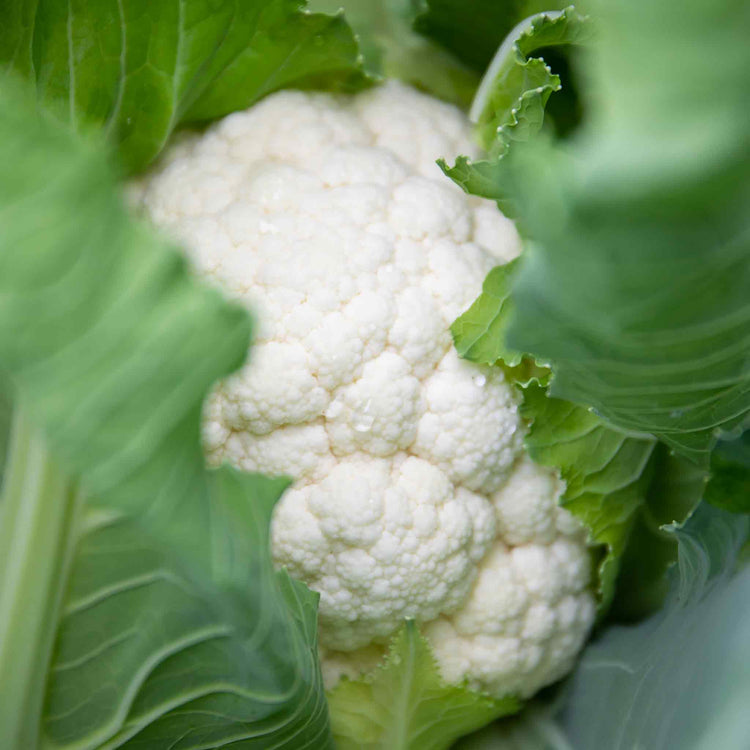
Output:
[137, 81, 595, 699]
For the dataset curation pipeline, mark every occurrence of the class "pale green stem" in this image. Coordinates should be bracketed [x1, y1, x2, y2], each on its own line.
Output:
[0, 409, 83, 748]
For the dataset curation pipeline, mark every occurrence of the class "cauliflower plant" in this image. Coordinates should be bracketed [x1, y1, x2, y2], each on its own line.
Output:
[138, 81, 595, 700]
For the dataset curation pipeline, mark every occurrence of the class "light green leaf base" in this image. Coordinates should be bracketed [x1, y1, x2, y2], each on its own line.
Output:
[329, 621, 521, 750]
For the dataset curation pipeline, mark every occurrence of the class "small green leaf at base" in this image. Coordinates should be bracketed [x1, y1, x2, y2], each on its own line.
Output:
[328, 621, 521, 750]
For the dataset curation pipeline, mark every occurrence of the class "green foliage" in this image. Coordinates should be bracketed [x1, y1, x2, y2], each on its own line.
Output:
[471, 8, 591, 156]
[0, 86, 249, 523]
[438, 156, 519, 215]
[505, 0, 750, 465]
[0, 81, 331, 748]
[705, 432, 750, 513]
[0, 0, 369, 172]
[330, 621, 520, 750]
[521, 385, 705, 618]
[0, 377, 11, 484]
[452, 261, 523, 366]
[43, 473, 330, 749]
[560, 502, 750, 749]
[451, 260, 549, 384]
[439, 7, 590, 209]
[451, 259, 704, 618]
[413, 0, 571, 73]
[309, 0, 480, 107]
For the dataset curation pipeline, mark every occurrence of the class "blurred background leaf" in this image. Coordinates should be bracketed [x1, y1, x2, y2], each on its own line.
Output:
[0, 80, 332, 749]
[505, 0, 750, 465]
[559, 502, 750, 750]
[310, 0, 480, 107]
[0, 0, 369, 172]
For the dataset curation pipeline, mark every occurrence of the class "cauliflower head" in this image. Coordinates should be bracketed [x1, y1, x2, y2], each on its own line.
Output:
[137, 81, 595, 699]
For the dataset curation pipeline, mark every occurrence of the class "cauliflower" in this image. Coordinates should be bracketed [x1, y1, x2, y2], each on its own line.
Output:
[138, 81, 595, 699]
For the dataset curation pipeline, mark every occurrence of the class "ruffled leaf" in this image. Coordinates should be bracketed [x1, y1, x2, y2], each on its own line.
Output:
[413, 0, 572, 73]
[471, 7, 590, 155]
[440, 6, 590, 208]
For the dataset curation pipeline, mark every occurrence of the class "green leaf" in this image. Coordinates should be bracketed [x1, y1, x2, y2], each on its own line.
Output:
[438, 156, 519, 216]
[609, 444, 709, 620]
[309, 0, 480, 108]
[329, 621, 521, 750]
[0, 82, 248, 526]
[471, 8, 591, 156]
[521, 385, 706, 617]
[506, 0, 750, 465]
[0, 412, 83, 748]
[0, 376, 11, 484]
[704, 431, 750, 513]
[439, 7, 590, 209]
[44, 471, 330, 749]
[452, 262, 523, 365]
[450, 258, 705, 617]
[0, 0, 369, 172]
[413, 0, 571, 74]
[451, 260, 550, 384]
[0, 81, 332, 747]
[560, 502, 750, 750]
